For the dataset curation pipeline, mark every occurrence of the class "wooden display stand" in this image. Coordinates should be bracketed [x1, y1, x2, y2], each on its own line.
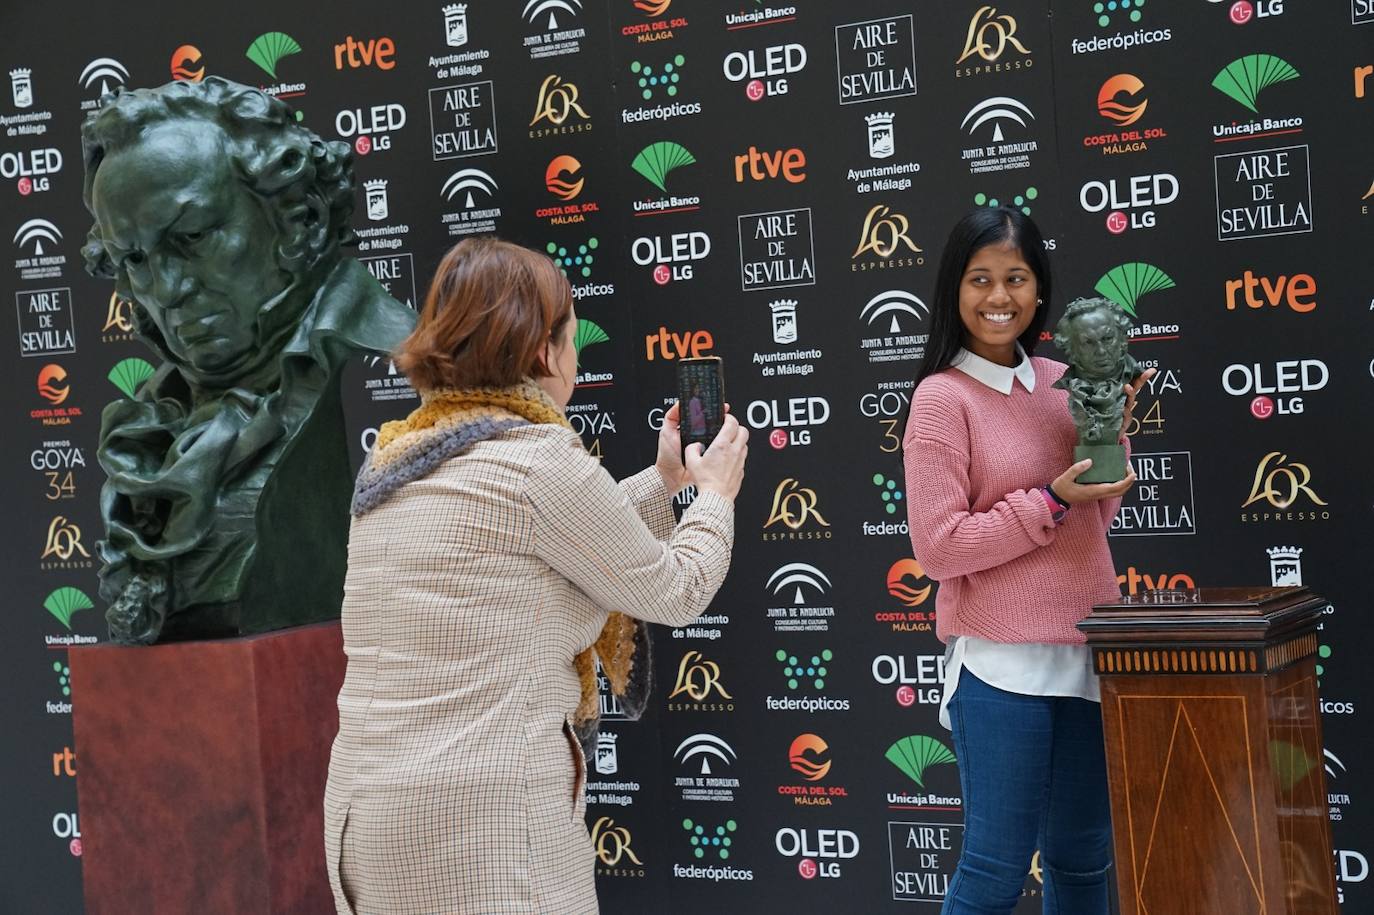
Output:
[69, 621, 346, 915]
[1079, 587, 1338, 915]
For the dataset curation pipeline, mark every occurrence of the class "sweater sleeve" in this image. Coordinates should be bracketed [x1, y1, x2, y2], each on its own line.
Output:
[902, 382, 1056, 581]
[525, 430, 734, 628]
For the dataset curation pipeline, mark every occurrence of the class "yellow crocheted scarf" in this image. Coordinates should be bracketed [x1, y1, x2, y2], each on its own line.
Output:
[359, 379, 637, 731]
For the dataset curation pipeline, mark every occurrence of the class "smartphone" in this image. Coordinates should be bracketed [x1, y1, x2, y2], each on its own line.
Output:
[676, 356, 725, 455]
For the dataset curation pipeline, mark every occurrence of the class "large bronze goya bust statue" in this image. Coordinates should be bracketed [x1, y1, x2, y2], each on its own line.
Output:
[81, 77, 415, 644]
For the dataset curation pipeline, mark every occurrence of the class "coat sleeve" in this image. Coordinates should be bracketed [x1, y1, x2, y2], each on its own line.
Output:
[902, 381, 1056, 581]
[525, 430, 734, 627]
[618, 465, 677, 540]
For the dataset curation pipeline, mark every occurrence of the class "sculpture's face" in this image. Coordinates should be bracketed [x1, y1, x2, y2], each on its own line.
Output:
[91, 121, 293, 375]
[1067, 309, 1126, 380]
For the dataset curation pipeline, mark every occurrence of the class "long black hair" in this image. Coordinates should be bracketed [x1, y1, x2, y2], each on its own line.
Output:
[911, 207, 1051, 391]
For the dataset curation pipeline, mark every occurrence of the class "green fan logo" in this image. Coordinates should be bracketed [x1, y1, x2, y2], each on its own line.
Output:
[1212, 54, 1299, 113]
[44, 586, 94, 630]
[246, 32, 303, 79]
[885, 735, 956, 788]
[108, 357, 155, 398]
[632, 141, 696, 192]
[573, 319, 609, 364]
[1094, 262, 1176, 318]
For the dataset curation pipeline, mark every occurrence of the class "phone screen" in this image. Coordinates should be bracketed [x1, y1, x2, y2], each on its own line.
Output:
[677, 357, 725, 453]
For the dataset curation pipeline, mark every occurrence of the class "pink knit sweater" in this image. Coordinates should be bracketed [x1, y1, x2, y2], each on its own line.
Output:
[903, 356, 1125, 644]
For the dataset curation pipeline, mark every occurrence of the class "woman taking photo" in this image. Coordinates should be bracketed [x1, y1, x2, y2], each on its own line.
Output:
[325, 237, 748, 915]
[902, 207, 1152, 914]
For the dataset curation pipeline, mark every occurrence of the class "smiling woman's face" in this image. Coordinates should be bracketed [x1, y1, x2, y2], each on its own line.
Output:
[92, 121, 293, 375]
[957, 240, 1038, 366]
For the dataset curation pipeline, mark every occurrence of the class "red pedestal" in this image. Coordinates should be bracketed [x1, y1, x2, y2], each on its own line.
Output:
[70, 622, 346, 915]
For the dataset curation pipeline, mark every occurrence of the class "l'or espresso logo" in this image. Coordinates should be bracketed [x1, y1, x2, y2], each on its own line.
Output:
[428, 81, 497, 160]
[1110, 452, 1195, 537]
[529, 74, 591, 138]
[102, 292, 136, 343]
[523, 0, 587, 59]
[590, 817, 645, 877]
[955, 6, 1032, 78]
[775, 826, 859, 880]
[13, 218, 66, 281]
[961, 96, 1037, 174]
[32, 440, 84, 501]
[334, 103, 406, 156]
[1242, 451, 1330, 522]
[1223, 359, 1327, 420]
[890, 821, 963, 903]
[852, 204, 922, 272]
[781, 734, 849, 807]
[1215, 145, 1312, 241]
[763, 478, 832, 541]
[668, 650, 735, 711]
[766, 562, 835, 634]
[738, 209, 816, 291]
[1211, 55, 1303, 144]
[40, 516, 93, 571]
[674, 733, 740, 802]
[835, 16, 916, 105]
[1079, 173, 1178, 235]
[16, 286, 75, 357]
[879, 559, 934, 633]
[622, 0, 690, 44]
[32, 363, 82, 426]
[1087, 74, 1167, 156]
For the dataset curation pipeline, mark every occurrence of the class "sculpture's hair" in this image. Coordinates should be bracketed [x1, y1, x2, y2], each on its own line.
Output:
[1051, 296, 1132, 354]
[396, 237, 575, 390]
[912, 206, 1052, 391]
[80, 77, 355, 280]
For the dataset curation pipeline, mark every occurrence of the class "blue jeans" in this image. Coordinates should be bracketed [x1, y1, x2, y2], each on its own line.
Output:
[942, 670, 1114, 914]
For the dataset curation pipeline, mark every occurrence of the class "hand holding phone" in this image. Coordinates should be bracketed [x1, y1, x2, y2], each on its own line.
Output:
[676, 357, 725, 456]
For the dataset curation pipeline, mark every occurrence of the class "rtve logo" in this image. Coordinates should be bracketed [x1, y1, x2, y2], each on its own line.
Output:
[333, 35, 397, 70]
[734, 146, 806, 183]
[1224, 271, 1315, 313]
[644, 326, 713, 360]
[1356, 64, 1372, 99]
[53, 746, 76, 777]
[1117, 567, 1195, 596]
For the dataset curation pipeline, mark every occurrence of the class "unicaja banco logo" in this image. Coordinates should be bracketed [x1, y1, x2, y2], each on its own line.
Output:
[1213, 55, 1299, 114]
[1094, 262, 1176, 318]
[957, 6, 1030, 63]
[683, 818, 737, 859]
[107, 357, 155, 398]
[670, 650, 732, 700]
[245, 32, 302, 80]
[1243, 452, 1326, 510]
[591, 817, 644, 866]
[776, 649, 832, 689]
[631, 141, 695, 192]
[44, 586, 93, 630]
[886, 735, 956, 787]
[574, 319, 609, 364]
[765, 478, 830, 530]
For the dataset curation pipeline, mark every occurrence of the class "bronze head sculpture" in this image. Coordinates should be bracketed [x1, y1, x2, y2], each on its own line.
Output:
[1051, 297, 1139, 483]
[81, 77, 416, 644]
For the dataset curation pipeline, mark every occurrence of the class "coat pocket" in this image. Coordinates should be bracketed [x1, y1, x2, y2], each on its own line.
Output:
[563, 717, 588, 821]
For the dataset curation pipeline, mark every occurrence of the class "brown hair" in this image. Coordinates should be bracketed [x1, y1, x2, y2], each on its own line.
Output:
[395, 237, 573, 390]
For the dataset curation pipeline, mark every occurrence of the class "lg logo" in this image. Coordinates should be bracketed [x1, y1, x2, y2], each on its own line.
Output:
[631, 232, 710, 285]
[1222, 359, 1327, 419]
[334, 104, 407, 154]
[747, 397, 830, 449]
[775, 827, 858, 880]
[722, 43, 807, 100]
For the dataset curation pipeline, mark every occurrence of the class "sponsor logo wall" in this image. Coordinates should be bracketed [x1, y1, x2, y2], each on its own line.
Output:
[0, 2, 1368, 912]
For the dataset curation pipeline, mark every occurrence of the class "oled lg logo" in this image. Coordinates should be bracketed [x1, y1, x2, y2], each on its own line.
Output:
[334, 103, 406, 155]
[1215, 0, 1284, 24]
[775, 827, 859, 879]
[1222, 359, 1327, 419]
[2, 147, 62, 195]
[722, 43, 806, 100]
[631, 231, 709, 285]
[1079, 173, 1178, 234]
[872, 654, 945, 707]
[746, 396, 829, 449]
[53, 812, 81, 856]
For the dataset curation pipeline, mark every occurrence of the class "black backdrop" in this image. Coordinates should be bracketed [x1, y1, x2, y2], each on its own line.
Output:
[2, 1, 1371, 911]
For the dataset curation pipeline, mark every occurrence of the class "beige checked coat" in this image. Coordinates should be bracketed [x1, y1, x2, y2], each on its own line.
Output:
[324, 424, 734, 915]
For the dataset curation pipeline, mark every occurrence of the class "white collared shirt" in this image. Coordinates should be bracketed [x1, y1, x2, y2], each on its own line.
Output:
[937, 346, 1099, 730]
